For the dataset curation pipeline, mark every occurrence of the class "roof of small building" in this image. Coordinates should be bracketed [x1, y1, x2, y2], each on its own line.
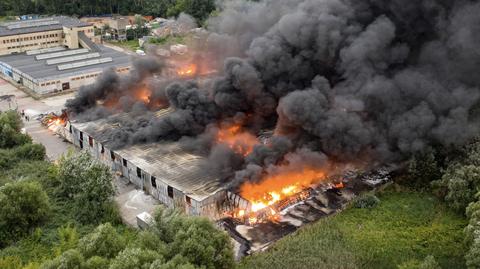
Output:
[71, 109, 225, 202]
[0, 45, 131, 82]
[0, 16, 91, 37]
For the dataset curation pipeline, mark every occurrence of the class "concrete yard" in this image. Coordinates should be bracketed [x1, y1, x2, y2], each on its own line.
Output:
[114, 175, 160, 227]
[0, 77, 76, 160]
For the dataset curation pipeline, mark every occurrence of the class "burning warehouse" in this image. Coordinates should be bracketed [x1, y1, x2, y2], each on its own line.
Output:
[63, 109, 226, 219]
[49, 0, 480, 256]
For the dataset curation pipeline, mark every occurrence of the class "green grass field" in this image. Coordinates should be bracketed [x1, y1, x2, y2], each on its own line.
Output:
[109, 39, 141, 51]
[238, 187, 467, 269]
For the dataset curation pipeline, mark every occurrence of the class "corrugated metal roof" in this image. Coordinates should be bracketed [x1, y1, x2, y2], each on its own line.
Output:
[0, 16, 91, 37]
[116, 142, 223, 201]
[0, 45, 131, 81]
[71, 108, 224, 202]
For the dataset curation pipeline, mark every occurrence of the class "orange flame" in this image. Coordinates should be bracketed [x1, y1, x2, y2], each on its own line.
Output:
[45, 116, 66, 131]
[133, 86, 151, 104]
[240, 167, 326, 212]
[217, 124, 259, 156]
[177, 64, 197, 77]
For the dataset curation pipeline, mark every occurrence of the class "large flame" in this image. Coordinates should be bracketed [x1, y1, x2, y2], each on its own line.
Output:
[177, 64, 197, 77]
[217, 124, 259, 156]
[240, 167, 326, 212]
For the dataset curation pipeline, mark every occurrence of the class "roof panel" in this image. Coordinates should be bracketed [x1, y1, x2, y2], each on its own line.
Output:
[46, 52, 100, 65]
[57, 57, 112, 70]
[36, 49, 89, 60]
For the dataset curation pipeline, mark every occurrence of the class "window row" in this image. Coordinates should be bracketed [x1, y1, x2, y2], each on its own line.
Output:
[71, 73, 99, 81]
[7, 40, 60, 49]
[2, 33, 60, 44]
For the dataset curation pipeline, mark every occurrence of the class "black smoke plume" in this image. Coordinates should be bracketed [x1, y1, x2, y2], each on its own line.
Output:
[66, 0, 480, 187]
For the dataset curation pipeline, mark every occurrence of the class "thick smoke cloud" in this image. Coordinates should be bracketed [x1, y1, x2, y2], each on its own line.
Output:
[66, 0, 480, 187]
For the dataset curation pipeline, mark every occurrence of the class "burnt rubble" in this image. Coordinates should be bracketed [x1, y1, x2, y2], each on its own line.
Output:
[220, 168, 391, 258]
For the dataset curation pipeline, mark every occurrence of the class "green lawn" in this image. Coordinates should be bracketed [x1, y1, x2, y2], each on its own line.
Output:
[239, 188, 467, 269]
[109, 39, 141, 51]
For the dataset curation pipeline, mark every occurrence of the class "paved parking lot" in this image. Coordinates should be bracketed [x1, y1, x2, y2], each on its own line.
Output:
[0, 78, 76, 160]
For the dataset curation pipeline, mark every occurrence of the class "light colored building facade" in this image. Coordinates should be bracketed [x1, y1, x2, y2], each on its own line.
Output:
[0, 17, 132, 95]
[0, 17, 95, 56]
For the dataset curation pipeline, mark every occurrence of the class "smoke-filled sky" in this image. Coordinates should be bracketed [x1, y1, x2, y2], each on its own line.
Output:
[66, 0, 480, 187]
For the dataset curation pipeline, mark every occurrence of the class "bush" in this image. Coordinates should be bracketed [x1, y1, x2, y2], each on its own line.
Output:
[78, 223, 126, 259]
[40, 249, 85, 269]
[0, 144, 46, 170]
[466, 232, 480, 269]
[14, 143, 45, 160]
[0, 122, 31, 149]
[150, 255, 196, 269]
[0, 181, 51, 246]
[109, 247, 161, 269]
[407, 150, 442, 188]
[0, 256, 22, 269]
[85, 256, 109, 269]
[354, 193, 380, 209]
[465, 200, 480, 245]
[57, 151, 116, 224]
[150, 207, 234, 269]
[433, 164, 480, 212]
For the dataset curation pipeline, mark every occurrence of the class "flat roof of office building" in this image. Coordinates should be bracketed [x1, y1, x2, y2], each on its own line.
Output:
[0, 45, 131, 82]
[0, 16, 91, 37]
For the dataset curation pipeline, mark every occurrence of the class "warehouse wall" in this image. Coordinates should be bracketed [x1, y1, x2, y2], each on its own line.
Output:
[67, 123, 225, 219]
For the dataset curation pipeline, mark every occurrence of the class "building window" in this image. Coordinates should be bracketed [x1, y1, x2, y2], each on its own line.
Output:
[88, 136, 93, 147]
[79, 131, 83, 140]
[111, 151, 115, 161]
[185, 196, 191, 205]
[167, 186, 174, 198]
[122, 158, 127, 167]
[151, 176, 156, 188]
[136, 167, 142, 178]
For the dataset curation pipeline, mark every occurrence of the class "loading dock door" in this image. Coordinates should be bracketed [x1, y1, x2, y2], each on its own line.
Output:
[62, 82, 70, 91]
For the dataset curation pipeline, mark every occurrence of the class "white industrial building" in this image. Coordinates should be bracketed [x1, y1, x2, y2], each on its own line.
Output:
[0, 16, 131, 95]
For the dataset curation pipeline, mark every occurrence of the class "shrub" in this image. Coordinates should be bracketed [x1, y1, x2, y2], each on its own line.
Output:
[109, 247, 161, 269]
[149, 255, 196, 269]
[40, 249, 85, 269]
[0, 181, 51, 246]
[57, 151, 116, 224]
[0, 123, 31, 149]
[85, 256, 109, 269]
[55, 224, 79, 255]
[354, 193, 380, 209]
[433, 164, 480, 212]
[14, 143, 45, 161]
[466, 232, 480, 269]
[407, 150, 442, 188]
[0, 256, 22, 269]
[150, 207, 233, 268]
[78, 223, 126, 259]
[465, 200, 480, 245]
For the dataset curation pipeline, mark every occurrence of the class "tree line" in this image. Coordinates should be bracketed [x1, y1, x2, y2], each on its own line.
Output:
[0, 0, 216, 23]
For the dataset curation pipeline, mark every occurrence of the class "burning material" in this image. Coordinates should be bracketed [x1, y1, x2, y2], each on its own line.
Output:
[40, 111, 68, 133]
[216, 124, 259, 156]
[240, 167, 326, 212]
[231, 167, 327, 224]
[177, 63, 197, 77]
